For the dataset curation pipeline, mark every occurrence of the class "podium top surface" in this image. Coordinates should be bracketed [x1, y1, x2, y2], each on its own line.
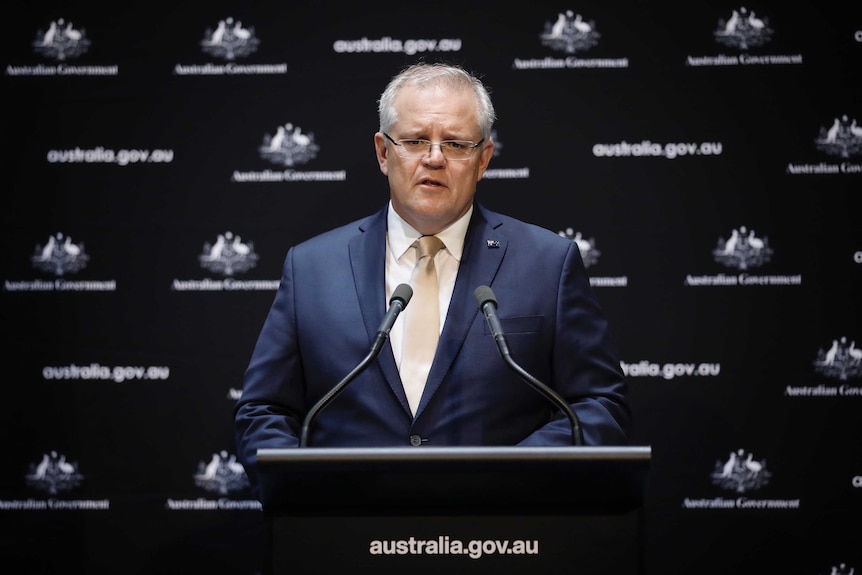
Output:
[256, 445, 651, 513]
[258, 445, 650, 464]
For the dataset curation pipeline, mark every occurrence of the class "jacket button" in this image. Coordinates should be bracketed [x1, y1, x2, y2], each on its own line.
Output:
[409, 435, 423, 446]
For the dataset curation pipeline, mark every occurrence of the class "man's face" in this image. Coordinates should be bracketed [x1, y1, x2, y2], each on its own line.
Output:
[375, 84, 494, 236]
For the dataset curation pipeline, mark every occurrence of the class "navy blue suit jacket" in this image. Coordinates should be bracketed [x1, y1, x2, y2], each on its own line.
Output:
[234, 202, 631, 491]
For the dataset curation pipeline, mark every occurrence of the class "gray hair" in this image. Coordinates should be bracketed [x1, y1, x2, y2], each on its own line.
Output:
[378, 62, 496, 140]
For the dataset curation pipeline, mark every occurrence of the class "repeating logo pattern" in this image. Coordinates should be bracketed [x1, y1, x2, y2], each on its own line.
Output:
[4, 7, 855, 569]
[200, 17, 260, 60]
[199, 231, 258, 276]
[815, 115, 862, 159]
[32, 233, 89, 276]
[25, 451, 84, 495]
[711, 448, 771, 493]
[33, 18, 91, 61]
[540, 10, 600, 54]
[259, 122, 320, 167]
[712, 225, 772, 270]
[714, 7, 773, 50]
[820, 564, 856, 575]
[193, 450, 249, 495]
[813, 336, 862, 381]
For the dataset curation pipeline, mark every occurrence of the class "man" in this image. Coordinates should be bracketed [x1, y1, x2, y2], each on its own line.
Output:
[234, 62, 631, 496]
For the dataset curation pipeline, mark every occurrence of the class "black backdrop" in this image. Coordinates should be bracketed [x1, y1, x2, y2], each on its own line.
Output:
[1, 2, 860, 574]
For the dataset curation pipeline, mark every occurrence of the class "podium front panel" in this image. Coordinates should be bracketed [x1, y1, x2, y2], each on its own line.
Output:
[258, 446, 650, 574]
[270, 511, 643, 575]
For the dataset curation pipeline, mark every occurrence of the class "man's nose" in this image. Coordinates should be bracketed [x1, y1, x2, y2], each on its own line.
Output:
[423, 142, 447, 162]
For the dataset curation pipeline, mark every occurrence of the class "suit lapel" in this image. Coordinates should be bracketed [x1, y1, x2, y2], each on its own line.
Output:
[417, 204, 507, 415]
[349, 206, 409, 408]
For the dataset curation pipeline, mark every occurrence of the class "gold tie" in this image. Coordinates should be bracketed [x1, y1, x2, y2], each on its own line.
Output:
[401, 235, 445, 415]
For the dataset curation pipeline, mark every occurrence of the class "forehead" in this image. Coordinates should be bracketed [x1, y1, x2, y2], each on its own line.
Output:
[392, 84, 479, 132]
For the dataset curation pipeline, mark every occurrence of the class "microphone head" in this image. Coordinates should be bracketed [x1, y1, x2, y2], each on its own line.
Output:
[391, 283, 413, 306]
[473, 285, 497, 308]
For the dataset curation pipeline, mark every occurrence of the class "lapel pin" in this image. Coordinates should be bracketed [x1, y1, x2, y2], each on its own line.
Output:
[486, 240, 500, 248]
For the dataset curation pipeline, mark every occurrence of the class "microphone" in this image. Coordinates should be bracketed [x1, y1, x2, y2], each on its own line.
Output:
[474, 285, 584, 446]
[300, 283, 413, 447]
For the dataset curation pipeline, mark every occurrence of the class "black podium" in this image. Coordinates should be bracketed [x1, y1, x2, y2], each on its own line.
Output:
[257, 445, 651, 575]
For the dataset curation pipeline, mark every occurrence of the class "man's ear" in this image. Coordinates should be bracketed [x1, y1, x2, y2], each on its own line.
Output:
[477, 140, 495, 180]
[374, 133, 390, 175]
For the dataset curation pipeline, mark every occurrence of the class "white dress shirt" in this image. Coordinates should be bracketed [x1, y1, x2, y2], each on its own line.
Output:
[385, 201, 472, 372]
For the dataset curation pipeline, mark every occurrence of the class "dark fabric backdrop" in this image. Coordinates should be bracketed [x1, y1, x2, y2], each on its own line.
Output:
[2, 2, 860, 574]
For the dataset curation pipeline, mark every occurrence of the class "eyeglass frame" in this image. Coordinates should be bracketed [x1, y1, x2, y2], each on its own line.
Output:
[382, 132, 486, 160]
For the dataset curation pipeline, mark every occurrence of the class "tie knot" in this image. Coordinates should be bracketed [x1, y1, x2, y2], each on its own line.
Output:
[414, 235, 445, 260]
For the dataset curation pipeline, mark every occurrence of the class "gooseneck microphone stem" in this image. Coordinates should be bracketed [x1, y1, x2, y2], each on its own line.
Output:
[300, 284, 413, 447]
[495, 335, 583, 446]
[300, 347, 377, 447]
[474, 285, 584, 446]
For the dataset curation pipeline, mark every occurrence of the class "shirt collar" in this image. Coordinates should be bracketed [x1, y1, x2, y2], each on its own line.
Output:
[387, 201, 472, 262]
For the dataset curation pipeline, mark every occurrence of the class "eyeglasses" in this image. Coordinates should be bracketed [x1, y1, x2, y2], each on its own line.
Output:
[383, 132, 485, 161]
